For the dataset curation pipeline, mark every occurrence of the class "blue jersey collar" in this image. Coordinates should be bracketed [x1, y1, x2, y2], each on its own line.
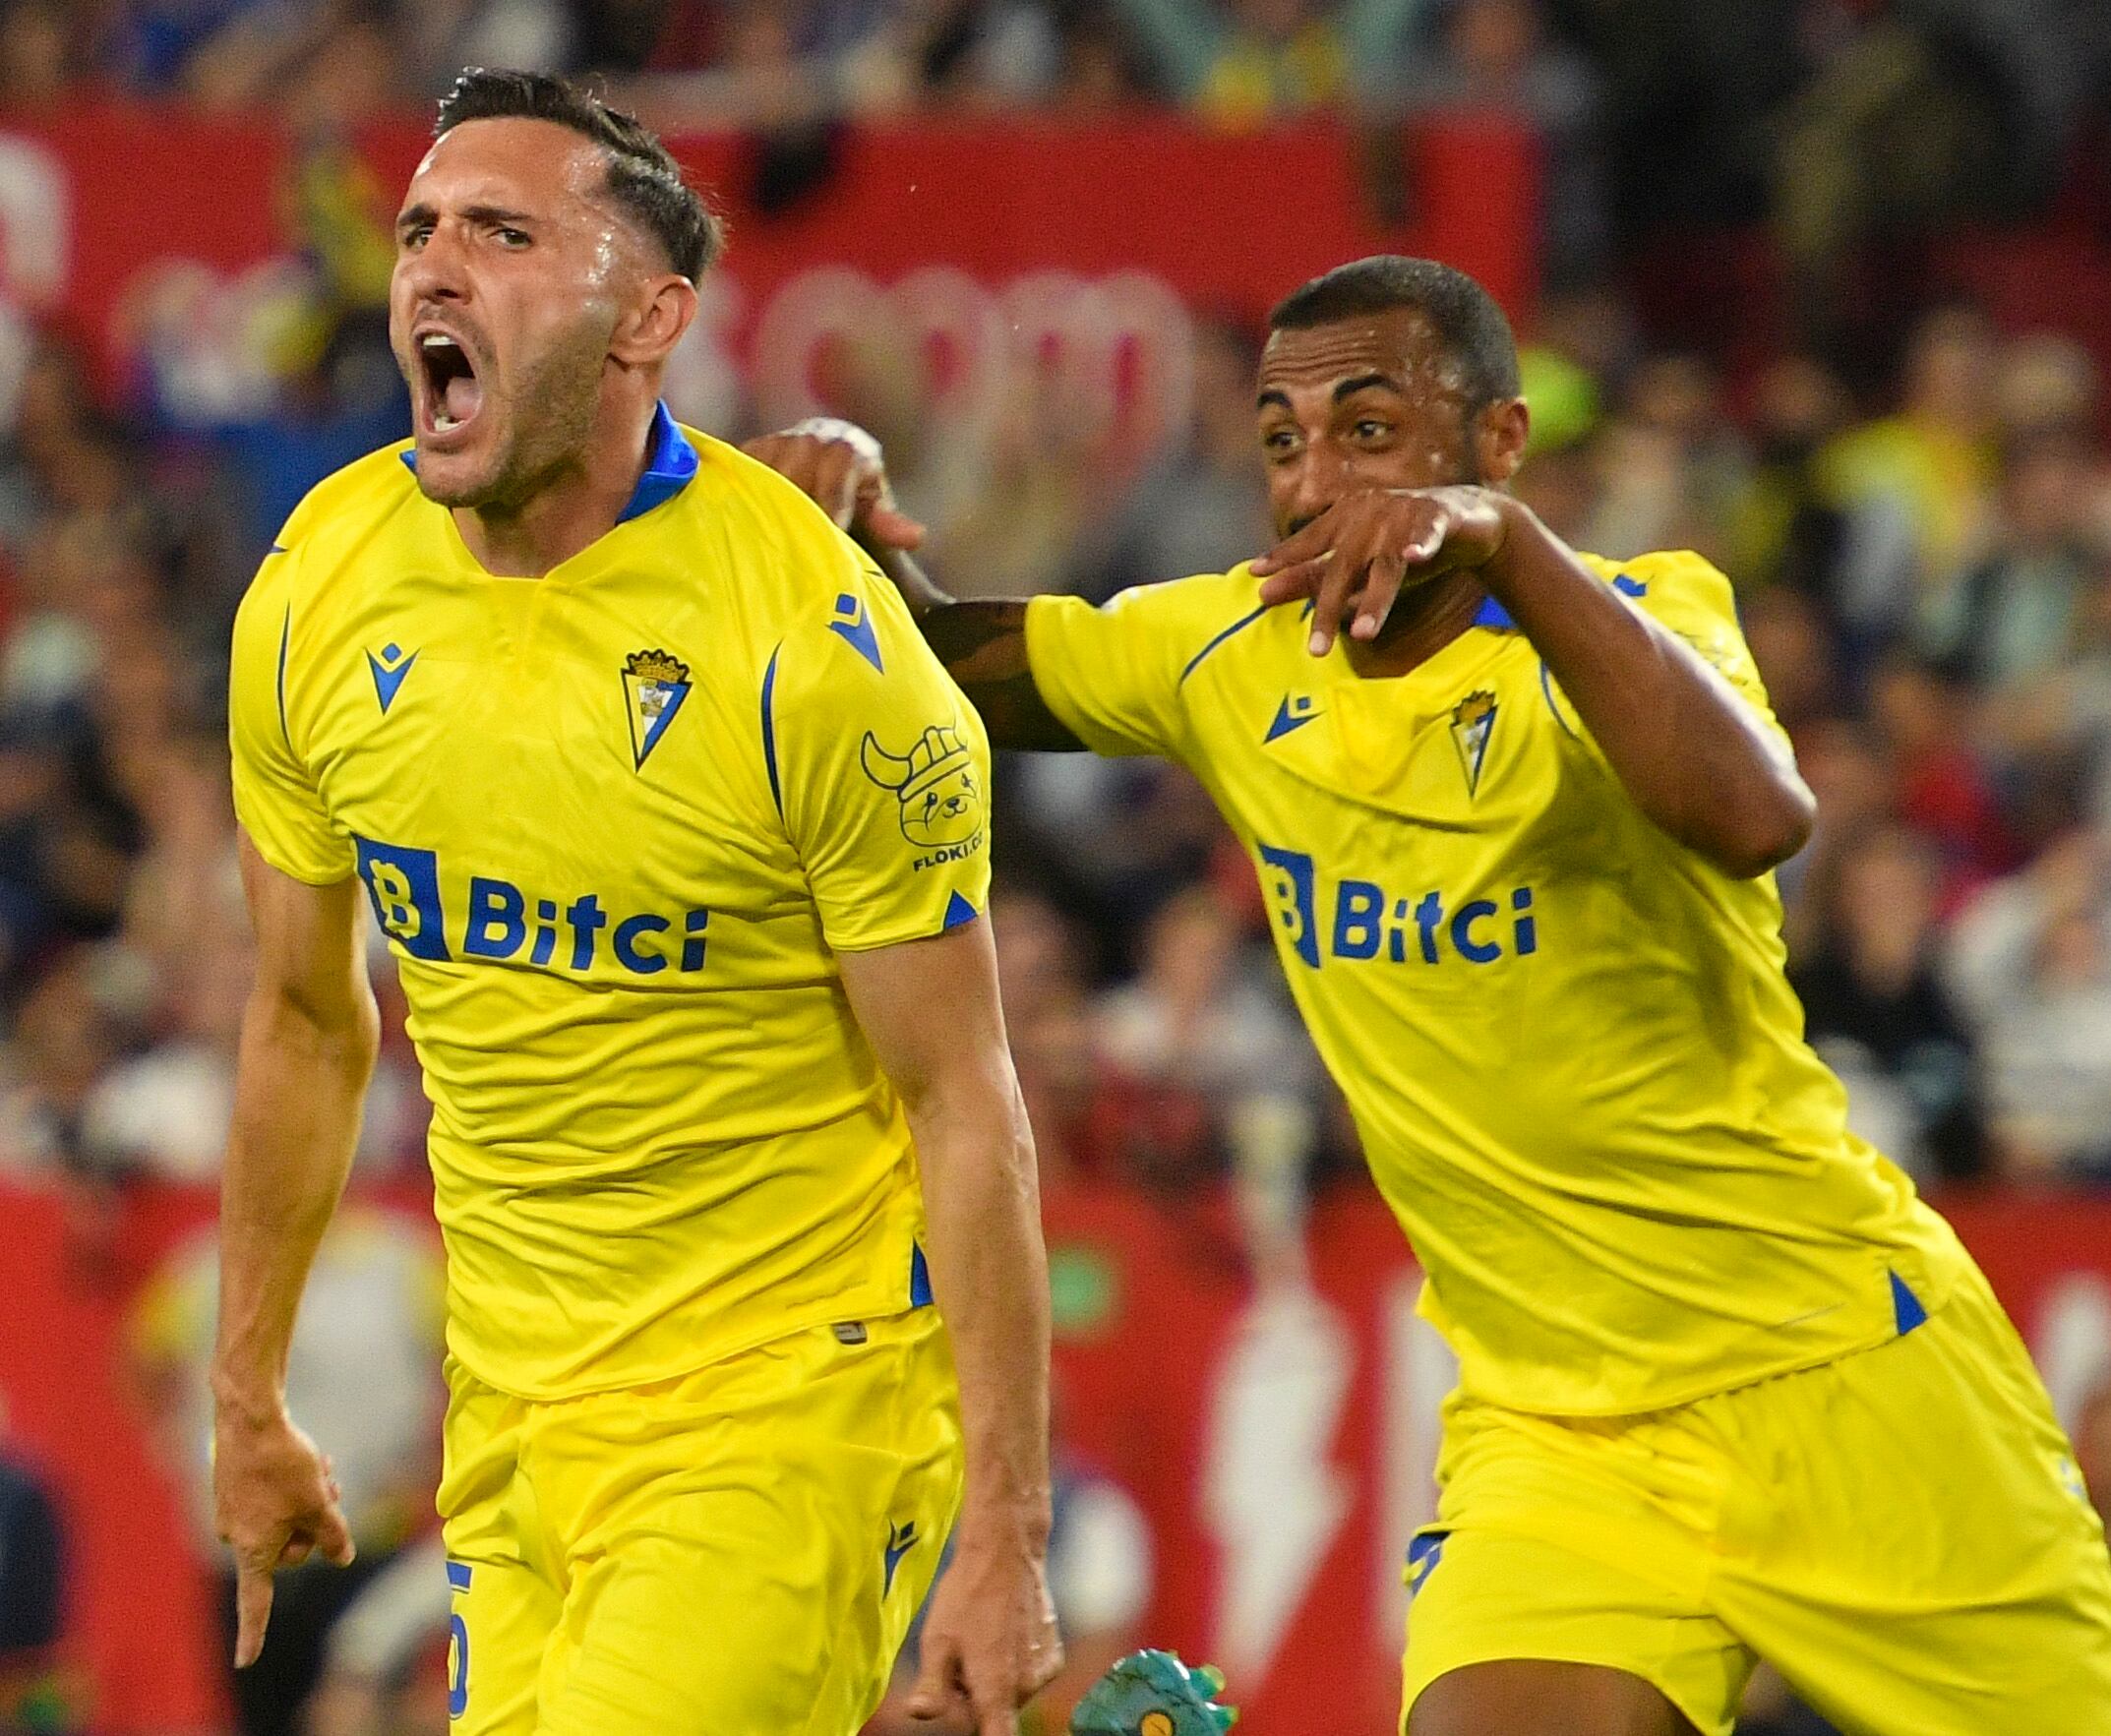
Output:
[398, 400, 698, 524]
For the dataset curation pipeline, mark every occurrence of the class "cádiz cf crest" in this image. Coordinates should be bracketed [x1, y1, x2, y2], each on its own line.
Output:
[622, 648, 692, 769]
[1450, 689, 1497, 797]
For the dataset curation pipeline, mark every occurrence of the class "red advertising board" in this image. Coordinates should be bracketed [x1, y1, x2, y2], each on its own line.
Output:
[6, 1176, 2109, 1734]
[0, 104, 1536, 457]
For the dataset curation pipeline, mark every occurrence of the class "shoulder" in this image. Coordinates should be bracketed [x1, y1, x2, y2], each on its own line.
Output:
[1574, 547, 1737, 621]
[244, 441, 423, 625]
[273, 440, 422, 562]
[683, 429, 855, 562]
[1034, 564, 1271, 660]
[675, 429, 877, 620]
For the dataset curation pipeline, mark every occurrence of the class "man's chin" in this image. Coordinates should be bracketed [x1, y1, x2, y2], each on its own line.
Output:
[410, 446, 504, 510]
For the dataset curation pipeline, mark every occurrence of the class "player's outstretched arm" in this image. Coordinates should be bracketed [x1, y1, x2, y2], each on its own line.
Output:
[743, 423, 1085, 751]
[836, 921, 1063, 1736]
[1254, 489, 1816, 878]
[211, 836, 378, 1667]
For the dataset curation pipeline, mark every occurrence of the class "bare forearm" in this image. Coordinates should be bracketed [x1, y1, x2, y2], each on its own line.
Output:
[212, 990, 378, 1418]
[866, 546, 1082, 751]
[908, 1076, 1053, 1544]
[1483, 502, 1814, 876]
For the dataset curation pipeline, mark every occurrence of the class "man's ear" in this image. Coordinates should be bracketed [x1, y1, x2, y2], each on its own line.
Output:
[612, 273, 698, 369]
[1476, 396, 1531, 487]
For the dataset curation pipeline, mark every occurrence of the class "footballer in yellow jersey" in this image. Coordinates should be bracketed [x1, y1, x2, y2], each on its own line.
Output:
[213, 72, 1060, 1736]
[752, 257, 2111, 1736]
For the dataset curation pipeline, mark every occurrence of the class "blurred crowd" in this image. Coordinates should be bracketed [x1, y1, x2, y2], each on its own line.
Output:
[2, 0, 2110, 295]
[3, 4, 2111, 1734]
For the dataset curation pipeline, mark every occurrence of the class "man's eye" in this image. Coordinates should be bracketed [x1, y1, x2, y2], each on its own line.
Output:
[402, 226, 432, 249]
[1262, 429, 1297, 455]
[1354, 419, 1392, 441]
[496, 227, 530, 248]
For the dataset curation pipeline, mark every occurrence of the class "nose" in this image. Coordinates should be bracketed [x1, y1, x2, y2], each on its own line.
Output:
[1282, 442, 1347, 528]
[397, 220, 469, 308]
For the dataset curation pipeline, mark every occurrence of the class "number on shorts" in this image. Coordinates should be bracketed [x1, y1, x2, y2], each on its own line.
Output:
[447, 1560, 472, 1719]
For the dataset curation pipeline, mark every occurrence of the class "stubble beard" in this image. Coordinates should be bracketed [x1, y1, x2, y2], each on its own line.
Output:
[418, 336, 607, 515]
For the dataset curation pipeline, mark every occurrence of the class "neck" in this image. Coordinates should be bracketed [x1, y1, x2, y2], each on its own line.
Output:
[452, 388, 659, 577]
[1343, 570, 1487, 679]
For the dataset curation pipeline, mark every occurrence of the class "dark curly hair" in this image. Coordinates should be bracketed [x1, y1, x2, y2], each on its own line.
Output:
[435, 67, 723, 282]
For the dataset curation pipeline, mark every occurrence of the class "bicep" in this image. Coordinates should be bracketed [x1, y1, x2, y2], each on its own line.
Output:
[1019, 589, 1198, 760]
[924, 602, 1085, 752]
[236, 832, 371, 1031]
[835, 919, 1011, 1114]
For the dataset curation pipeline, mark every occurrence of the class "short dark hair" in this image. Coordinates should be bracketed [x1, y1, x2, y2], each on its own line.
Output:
[1269, 256, 1521, 411]
[435, 68, 723, 282]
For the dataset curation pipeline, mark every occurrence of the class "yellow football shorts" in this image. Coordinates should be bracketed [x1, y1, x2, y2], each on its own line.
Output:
[1400, 1262, 2111, 1735]
[437, 1305, 962, 1735]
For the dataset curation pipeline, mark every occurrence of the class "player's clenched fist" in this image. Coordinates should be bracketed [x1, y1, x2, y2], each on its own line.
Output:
[212, 1405, 355, 1666]
[1250, 483, 1515, 656]
[742, 418, 926, 552]
[907, 1528, 1063, 1734]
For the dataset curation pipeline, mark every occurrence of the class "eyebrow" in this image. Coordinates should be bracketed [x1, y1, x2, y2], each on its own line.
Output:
[395, 201, 537, 237]
[1332, 372, 1400, 402]
[1255, 372, 1405, 412]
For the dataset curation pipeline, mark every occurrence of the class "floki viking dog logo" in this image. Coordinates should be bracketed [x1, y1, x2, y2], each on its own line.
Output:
[861, 723, 985, 868]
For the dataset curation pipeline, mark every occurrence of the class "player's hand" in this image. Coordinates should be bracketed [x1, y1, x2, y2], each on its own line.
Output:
[1249, 485, 1513, 656]
[742, 418, 927, 552]
[907, 1526, 1062, 1734]
[212, 1404, 355, 1667]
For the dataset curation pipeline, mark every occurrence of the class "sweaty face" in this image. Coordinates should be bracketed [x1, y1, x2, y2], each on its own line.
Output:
[1255, 308, 1478, 538]
[391, 117, 636, 510]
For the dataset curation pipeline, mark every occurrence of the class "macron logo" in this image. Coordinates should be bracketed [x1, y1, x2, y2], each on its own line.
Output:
[367, 643, 418, 715]
[882, 1520, 919, 1595]
[1265, 695, 1319, 744]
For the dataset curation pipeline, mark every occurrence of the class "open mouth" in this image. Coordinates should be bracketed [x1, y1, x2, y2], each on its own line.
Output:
[418, 330, 483, 436]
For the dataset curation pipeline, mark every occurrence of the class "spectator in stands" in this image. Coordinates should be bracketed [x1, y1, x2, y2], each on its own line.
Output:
[1790, 823, 1989, 1182]
[127, 1210, 446, 1736]
[300, 1533, 452, 1736]
[1774, 0, 2083, 352]
[1947, 830, 2111, 1179]
[1093, 885, 1314, 1107]
[1104, 0, 1421, 125]
[1579, 351, 1747, 564]
[1078, 319, 1272, 603]
[1380, 0, 1609, 288]
[1726, 353, 1852, 604]
[1817, 305, 1999, 658]
[991, 888, 1102, 1180]
[0, 1431, 69, 1734]
[0, 0, 77, 108]
[1867, 658, 2017, 898]
[0, 951, 124, 1177]
[1923, 428, 2111, 692]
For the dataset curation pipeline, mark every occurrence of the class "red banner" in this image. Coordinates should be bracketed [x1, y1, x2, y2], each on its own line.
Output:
[6, 1176, 2109, 1733]
[0, 105, 1536, 454]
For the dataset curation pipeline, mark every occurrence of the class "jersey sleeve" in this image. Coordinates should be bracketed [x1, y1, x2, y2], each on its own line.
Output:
[1023, 571, 1259, 759]
[1547, 551, 1791, 756]
[766, 542, 995, 953]
[228, 552, 355, 884]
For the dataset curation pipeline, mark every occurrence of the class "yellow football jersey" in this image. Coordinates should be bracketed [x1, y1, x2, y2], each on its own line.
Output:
[1026, 550, 1969, 1414]
[229, 406, 991, 1401]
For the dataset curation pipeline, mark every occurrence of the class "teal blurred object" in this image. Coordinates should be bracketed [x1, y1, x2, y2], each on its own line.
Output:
[1069, 1648, 1238, 1735]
